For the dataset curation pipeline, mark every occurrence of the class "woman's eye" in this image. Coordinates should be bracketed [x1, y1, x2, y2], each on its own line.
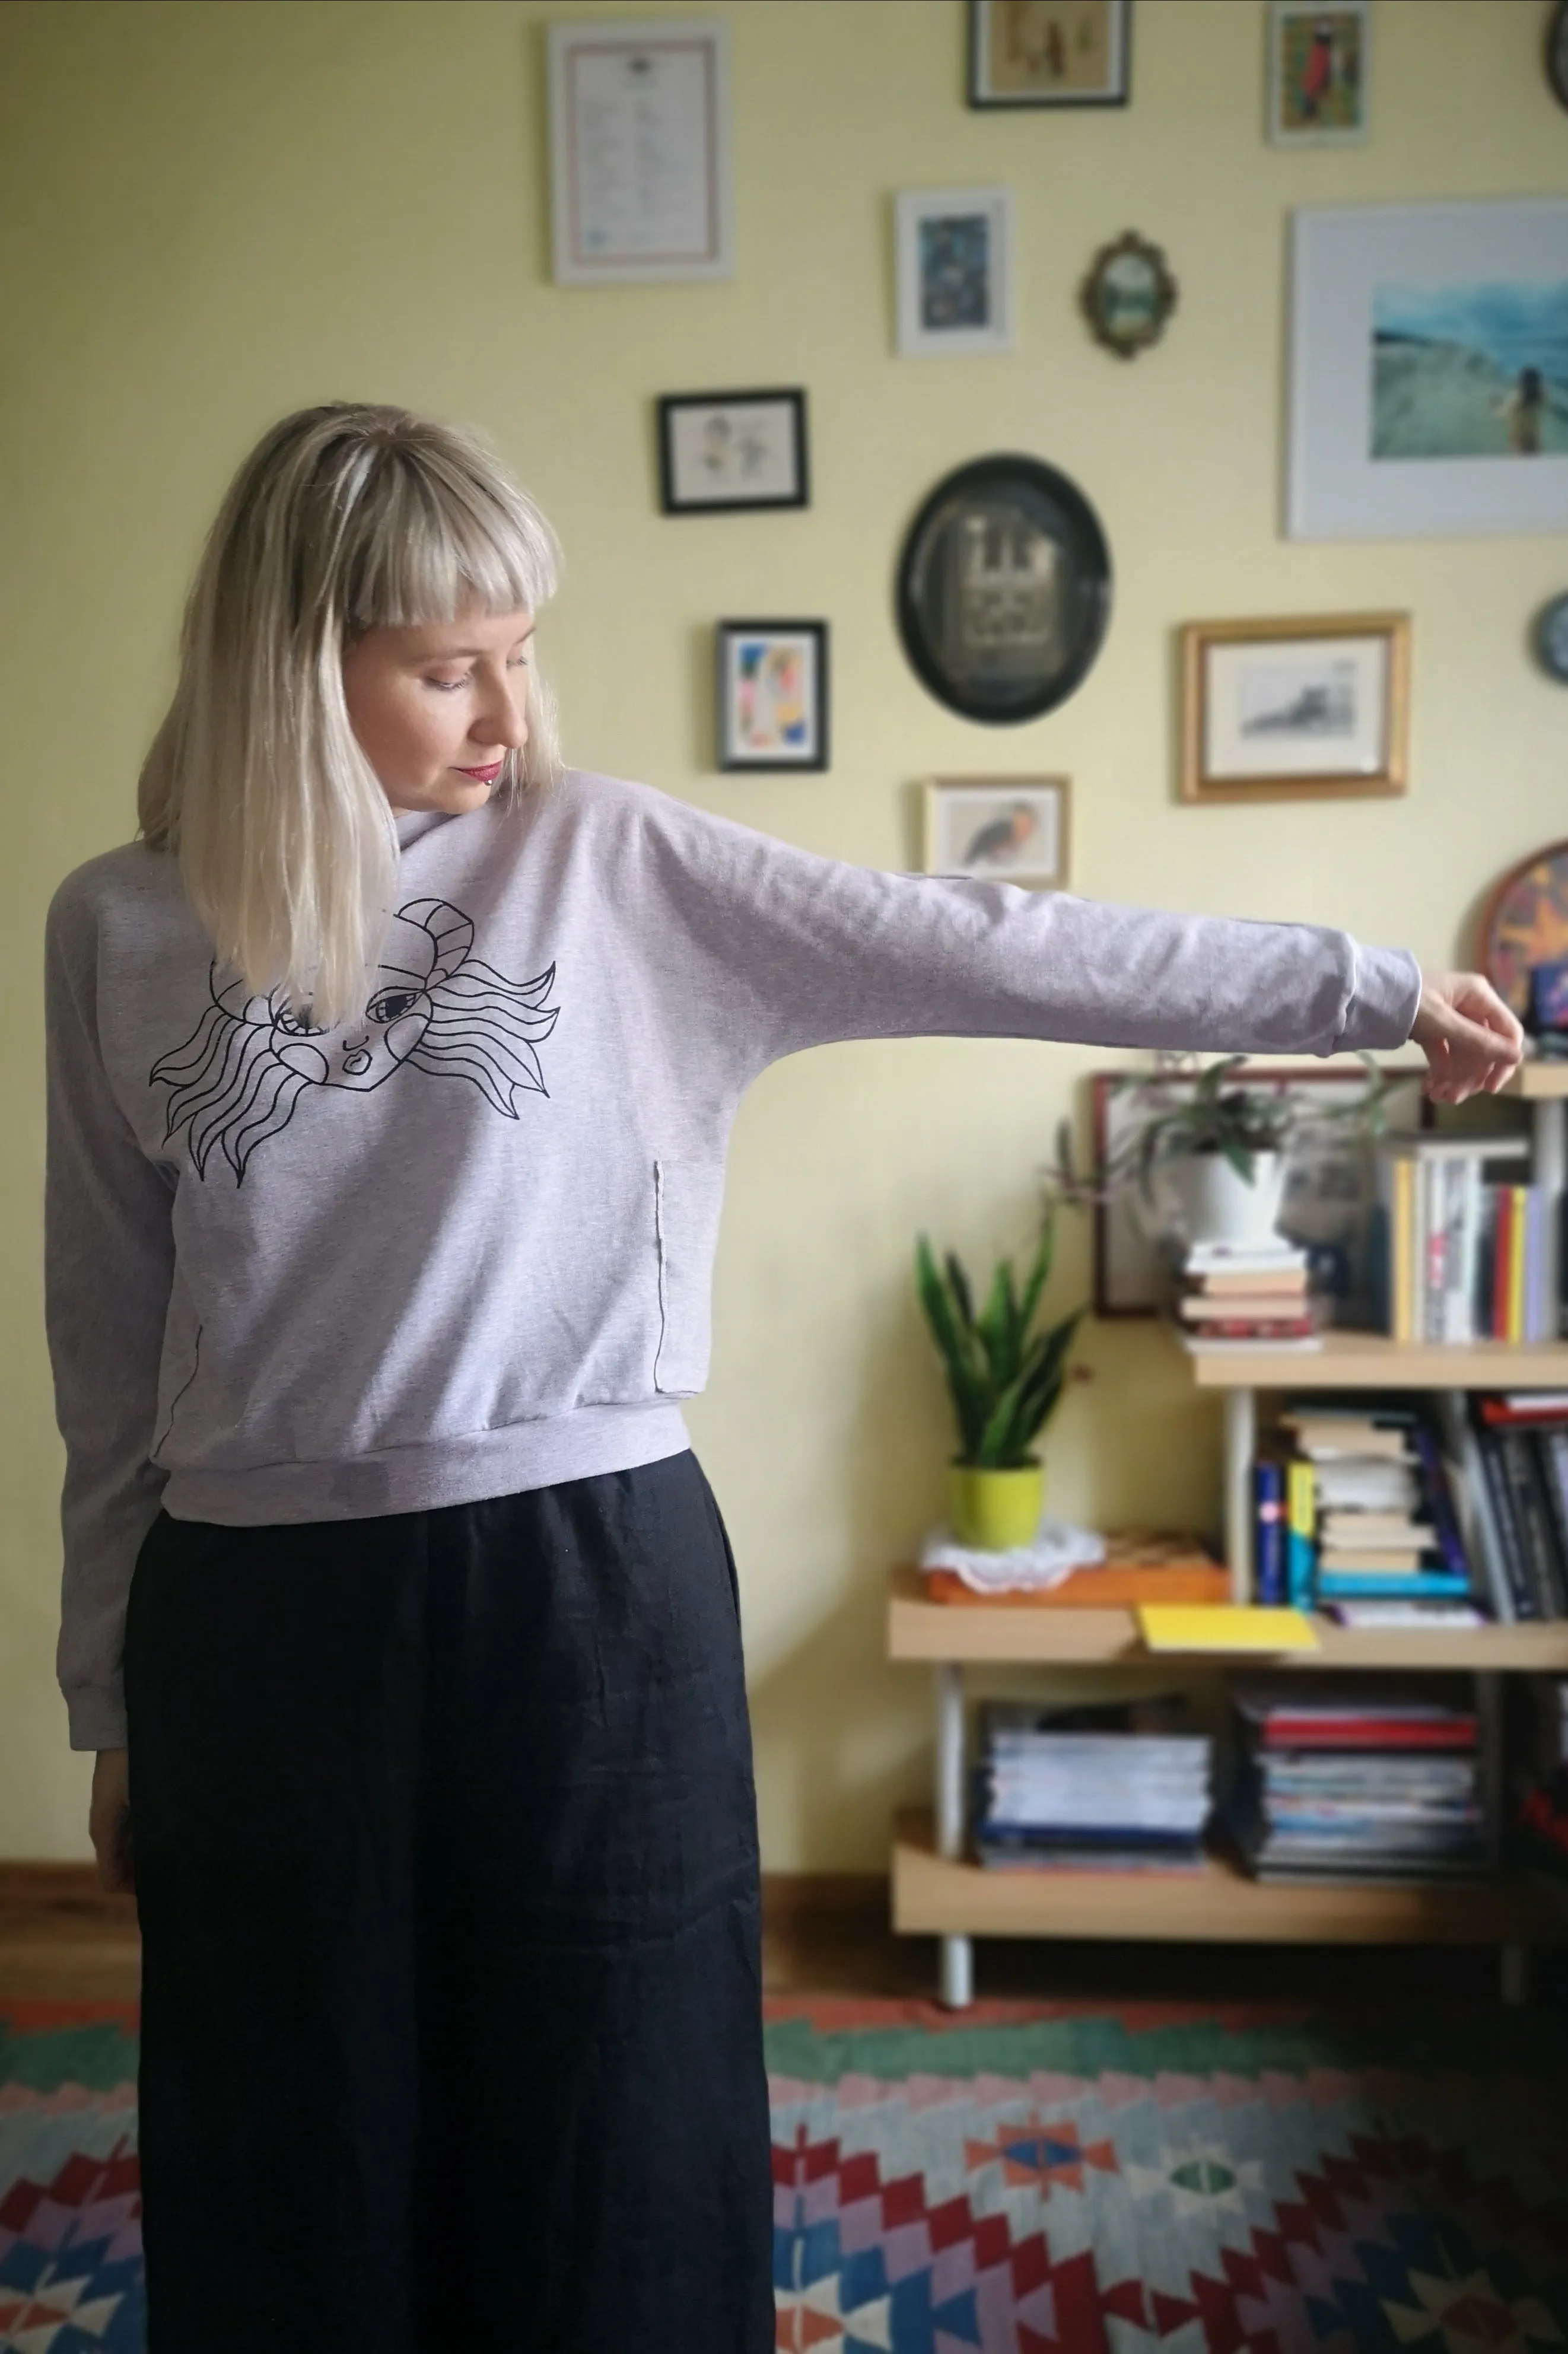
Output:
[424, 676, 469, 693]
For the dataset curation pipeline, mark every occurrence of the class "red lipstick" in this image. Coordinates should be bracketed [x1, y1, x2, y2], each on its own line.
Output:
[454, 762, 504, 782]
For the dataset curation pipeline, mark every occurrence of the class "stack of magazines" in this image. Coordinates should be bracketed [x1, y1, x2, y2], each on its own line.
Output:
[972, 1698, 1213, 1872]
[1229, 1684, 1488, 1884]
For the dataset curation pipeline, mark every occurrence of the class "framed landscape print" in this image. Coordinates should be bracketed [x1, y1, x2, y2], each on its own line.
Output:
[1267, 0, 1369, 145]
[656, 389, 807, 514]
[894, 187, 1014, 358]
[896, 455, 1112, 723]
[921, 777, 1070, 888]
[716, 621, 828, 771]
[546, 17, 732, 284]
[1288, 199, 1568, 538]
[968, 0, 1131, 108]
[1179, 613, 1409, 804]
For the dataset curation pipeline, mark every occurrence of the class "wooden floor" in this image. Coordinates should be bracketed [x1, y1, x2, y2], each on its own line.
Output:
[5, 1862, 1564, 2010]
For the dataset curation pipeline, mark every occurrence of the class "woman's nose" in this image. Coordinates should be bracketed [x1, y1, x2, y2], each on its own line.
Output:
[472, 675, 528, 749]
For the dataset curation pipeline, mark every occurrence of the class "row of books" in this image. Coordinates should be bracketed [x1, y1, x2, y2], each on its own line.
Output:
[1254, 1391, 1568, 1621]
[971, 1698, 1213, 1872]
[1372, 1133, 1549, 1344]
[1228, 1684, 1487, 1885]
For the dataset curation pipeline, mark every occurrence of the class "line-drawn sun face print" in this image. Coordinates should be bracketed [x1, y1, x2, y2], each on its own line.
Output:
[150, 896, 559, 1184]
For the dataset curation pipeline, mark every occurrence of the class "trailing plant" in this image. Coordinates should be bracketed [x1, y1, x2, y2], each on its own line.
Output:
[914, 1217, 1083, 1469]
[1046, 1051, 1389, 1208]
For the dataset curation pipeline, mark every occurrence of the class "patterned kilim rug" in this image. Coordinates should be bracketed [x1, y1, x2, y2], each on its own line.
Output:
[2, 1993, 1566, 2351]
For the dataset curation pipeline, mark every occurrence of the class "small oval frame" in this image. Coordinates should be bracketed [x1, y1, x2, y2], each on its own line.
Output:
[1080, 230, 1178, 361]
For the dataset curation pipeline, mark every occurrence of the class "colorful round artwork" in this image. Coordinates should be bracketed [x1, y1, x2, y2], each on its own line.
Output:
[1480, 839, 1568, 1015]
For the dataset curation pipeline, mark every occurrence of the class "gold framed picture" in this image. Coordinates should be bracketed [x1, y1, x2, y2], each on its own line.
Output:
[921, 777, 1071, 888]
[1179, 613, 1410, 804]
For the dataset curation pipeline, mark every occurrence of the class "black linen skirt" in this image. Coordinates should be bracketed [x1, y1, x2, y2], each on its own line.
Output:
[122, 1449, 775, 2354]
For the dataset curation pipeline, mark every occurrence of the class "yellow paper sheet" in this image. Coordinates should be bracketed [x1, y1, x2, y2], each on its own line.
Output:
[1137, 1605, 1319, 1654]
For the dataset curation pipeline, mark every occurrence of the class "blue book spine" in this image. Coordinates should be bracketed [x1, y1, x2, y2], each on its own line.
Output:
[1254, 1459, 1286, 1606]
[1316, 1573, 1474, 1599]
[1411, 1423, 1471, 1583]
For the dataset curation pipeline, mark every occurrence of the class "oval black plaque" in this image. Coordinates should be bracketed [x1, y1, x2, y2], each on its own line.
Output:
[895, 454, 1113, 724]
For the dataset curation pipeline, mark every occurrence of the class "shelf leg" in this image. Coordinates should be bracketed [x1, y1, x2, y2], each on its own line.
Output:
[934, 1663, 973, 2008]
[1223, 1385, 1256, 1605]
[1534, 1096, 1566, 1337]
[1500, 1942, 1530, 2008]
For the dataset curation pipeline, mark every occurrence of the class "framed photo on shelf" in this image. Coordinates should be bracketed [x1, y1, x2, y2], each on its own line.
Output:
[546, 17, 732, 285]
[1267, 0, 1369, 146]
[1179, 613, 1409, 804]
[1089, 1064, 1427, 1320]
[968, 0, 1131, 108]
[894, 187, 1014, 358]
[716, 621, 828, 772]
[656, 389, 807, 515]
[1288, 199, 1568, 538]
[921, 777, 1070, 888]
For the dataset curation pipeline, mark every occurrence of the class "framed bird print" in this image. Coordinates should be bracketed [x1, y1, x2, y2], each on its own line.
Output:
[921, 777, 1070, 889]
[1267, 0, 1368, 146]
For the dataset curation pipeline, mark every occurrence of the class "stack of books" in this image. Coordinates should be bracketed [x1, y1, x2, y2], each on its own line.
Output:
[1268, 1401, 1472, 1612]
[1230, 1684, 1488, 1885]
[971, 1697, 1213, 1873]
[1373, 1133, 1542, 1343]
[1173, 1238, 1319, 1353]
[1439, 1391, 1568, 1621]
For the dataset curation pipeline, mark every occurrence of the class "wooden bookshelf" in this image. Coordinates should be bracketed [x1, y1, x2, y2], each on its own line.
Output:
[1503, 1061, 1568, 1101]
[1177, 1325, 1568, 1392]
[888, 1563, 1568, 1670]
[893, 1808, 1563, 1948]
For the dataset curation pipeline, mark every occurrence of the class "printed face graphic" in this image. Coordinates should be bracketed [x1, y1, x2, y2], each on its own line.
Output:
[151, 898, 558, 1182]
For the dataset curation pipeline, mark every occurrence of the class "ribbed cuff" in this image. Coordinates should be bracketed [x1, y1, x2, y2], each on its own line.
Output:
[1340, 945, 1422, 1052]
[65, 1682, 128, 1752]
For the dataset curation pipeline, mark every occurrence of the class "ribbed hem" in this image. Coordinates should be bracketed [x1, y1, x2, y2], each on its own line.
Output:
[160, 1401, 692, 1527]
[1341, 944, 1422, 1051]
[65, 1682, 128, 1754]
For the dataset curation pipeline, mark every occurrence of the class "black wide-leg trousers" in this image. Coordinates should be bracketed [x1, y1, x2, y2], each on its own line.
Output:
[122, 1449, 775, 2354]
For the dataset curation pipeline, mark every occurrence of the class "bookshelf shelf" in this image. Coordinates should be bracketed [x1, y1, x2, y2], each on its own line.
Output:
[892, 1808, 1562, 1948]
[1503, 1063, 1568, 1101]
[1176, 1326, 1568, 1392]
[887, 1564, 1568, 1669]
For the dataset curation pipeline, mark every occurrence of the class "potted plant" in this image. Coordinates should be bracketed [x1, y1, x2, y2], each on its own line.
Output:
[1057, 1052, 1388, 1251]
[914, 1216, 1083, 1551]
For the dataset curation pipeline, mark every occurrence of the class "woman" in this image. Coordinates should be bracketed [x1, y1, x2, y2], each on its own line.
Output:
[44, 403, 1520, 2354]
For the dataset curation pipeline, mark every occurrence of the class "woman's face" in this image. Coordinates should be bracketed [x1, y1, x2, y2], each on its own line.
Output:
[341, 606, 534, 815]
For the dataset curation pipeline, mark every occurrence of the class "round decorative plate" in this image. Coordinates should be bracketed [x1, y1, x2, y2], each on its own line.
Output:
[1535, 591, 1568, 683]
[1480, 838, 1568, 1015]
[895, 454, 1112, 724]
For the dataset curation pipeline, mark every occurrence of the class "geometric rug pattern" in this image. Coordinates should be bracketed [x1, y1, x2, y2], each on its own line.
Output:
[4, 1993, 1567, 2352]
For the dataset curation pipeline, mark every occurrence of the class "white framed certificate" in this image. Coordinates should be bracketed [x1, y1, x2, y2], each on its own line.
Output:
[546, 17, 733, 285]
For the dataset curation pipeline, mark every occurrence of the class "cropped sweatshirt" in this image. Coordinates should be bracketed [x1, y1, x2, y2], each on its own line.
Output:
[43, 768, 1423, 1748]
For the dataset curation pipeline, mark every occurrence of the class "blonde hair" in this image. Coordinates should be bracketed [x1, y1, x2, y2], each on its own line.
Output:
[138, 402, 562, 1030]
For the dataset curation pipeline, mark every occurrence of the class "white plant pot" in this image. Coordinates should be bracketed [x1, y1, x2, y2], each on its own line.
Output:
[1157, 1150, 1287, 1249]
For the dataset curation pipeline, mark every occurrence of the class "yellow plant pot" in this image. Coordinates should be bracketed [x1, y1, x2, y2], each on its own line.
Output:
[949, 1462, 1044, 1552]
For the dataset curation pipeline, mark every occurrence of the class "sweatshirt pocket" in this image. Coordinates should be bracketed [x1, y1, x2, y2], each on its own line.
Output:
[653, 1159, 724, 1397]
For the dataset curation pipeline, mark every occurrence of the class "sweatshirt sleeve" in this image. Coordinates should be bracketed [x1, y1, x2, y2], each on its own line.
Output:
[44, 876, 176, 1752]
[628, 789, 1423, 1088]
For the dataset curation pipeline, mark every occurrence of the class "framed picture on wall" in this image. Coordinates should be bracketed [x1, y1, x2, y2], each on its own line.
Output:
[921, 777, 1070, 887]
[1288, 199, 1568, 538]
[546, 17, 732, 285]
[1090, 1064, 1427, 1319]
[1267, 0, 1369, 145]
[894, 187, 1014, 357]
[968, 0, 1131, 108]
[656, 389, 808, 514]
[1179, 613, 1409, 804]
[716, 621, 829, 771]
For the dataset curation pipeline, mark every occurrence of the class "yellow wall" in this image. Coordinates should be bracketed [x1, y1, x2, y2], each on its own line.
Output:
[2, 0, 1564, 1863]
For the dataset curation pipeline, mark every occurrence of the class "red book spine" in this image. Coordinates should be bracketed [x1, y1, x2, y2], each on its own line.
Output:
[1492, 1188, 1512, 1341]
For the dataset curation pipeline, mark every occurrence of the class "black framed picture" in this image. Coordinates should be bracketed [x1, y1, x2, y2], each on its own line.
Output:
[968, 0, 1131, 109]
[895, 455, 1112, 724]
[716, 621, 829, 771]
[657, 389, 808, 515]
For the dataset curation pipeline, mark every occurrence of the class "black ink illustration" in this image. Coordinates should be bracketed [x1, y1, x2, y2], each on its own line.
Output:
[151, 898, 559, 1182]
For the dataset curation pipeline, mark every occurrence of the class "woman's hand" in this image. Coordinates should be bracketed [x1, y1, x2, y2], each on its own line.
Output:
[90, 1747, 135, 1894]
[1410, 971, 1525, 1103]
